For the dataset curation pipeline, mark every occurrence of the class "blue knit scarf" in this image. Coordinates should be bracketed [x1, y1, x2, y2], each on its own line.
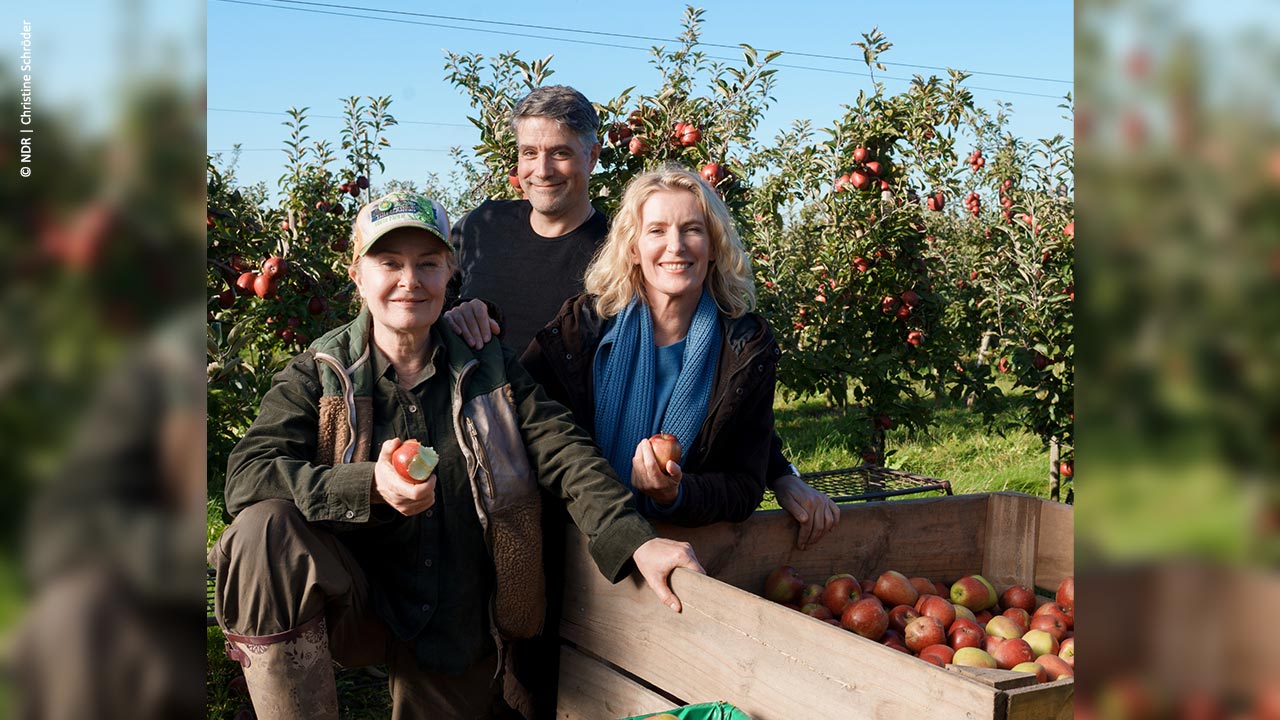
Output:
[593, 290, 721, 488]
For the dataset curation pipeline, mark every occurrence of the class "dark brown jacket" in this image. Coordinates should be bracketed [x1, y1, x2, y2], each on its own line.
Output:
[522, 294, 782, 527]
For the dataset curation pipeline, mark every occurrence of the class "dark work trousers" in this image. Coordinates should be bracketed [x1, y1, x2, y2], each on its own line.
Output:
[210, 498, 513, 720]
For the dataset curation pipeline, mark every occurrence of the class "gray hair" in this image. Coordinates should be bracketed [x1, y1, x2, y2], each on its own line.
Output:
[509, 85, 600, 151]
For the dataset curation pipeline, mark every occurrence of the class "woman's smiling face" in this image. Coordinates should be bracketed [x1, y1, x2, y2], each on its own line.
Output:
[350, 227, 452, 337]
[631, 189, 712, 304]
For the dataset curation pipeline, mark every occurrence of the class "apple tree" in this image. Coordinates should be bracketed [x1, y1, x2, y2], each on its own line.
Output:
[748, 29, 982, 463]
[206, 96, 396, 493]
[443, 6, 779, 222]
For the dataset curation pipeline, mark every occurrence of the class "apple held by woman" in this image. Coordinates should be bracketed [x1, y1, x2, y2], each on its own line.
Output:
[391, 439, 439, 482]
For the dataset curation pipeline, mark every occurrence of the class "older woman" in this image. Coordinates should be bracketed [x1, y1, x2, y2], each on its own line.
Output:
[209, 191, 702, 720]
[523, 166, 807, 527]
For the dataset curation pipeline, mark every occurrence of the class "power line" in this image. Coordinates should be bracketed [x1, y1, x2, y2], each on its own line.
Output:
[263, 0, 1071, 85]
[209, 147, 452, 152]
[211, 0, 1071, 99]
[209, 106, 471, 127]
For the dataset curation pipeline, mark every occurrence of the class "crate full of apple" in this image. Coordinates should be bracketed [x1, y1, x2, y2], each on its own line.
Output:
[555, 492, 1073, 720]
[763, 566, 1075, 683]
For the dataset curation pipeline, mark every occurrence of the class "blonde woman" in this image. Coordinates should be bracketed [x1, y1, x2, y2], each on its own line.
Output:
[524, 167, 822, 527]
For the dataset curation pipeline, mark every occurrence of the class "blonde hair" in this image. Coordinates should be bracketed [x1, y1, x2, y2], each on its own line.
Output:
[584, 166, 756, 319]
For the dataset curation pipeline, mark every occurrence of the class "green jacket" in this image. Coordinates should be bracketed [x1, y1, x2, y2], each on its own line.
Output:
[224, 310, 655, 673]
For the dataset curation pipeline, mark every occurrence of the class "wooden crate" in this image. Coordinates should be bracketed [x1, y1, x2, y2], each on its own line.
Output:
[557, 492, 1073, 720]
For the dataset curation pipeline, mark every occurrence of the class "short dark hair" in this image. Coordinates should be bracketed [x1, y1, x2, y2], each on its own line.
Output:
[510, 85, 600, 151]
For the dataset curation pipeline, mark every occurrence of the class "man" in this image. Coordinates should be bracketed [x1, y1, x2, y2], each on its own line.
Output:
[446, 85, 839, 547]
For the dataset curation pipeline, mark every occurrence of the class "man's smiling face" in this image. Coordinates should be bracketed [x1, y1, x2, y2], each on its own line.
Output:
[514, 115, 600, 227]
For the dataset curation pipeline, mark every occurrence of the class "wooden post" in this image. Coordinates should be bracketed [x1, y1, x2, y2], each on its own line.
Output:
[1048, 436, 1061, 501]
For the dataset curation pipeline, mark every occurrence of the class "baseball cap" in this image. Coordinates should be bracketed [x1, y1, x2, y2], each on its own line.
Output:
[351, 191, 452, 260]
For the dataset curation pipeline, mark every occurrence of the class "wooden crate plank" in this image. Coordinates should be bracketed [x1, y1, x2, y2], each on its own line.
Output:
[1004, 677, 1074, 720]
[982, 493, 1040, 589]
[556, 645, 675, 720]
[654, 493, 991, 595]
[1034, 499, 1075, 592]
[561, 538, 1002, 720]
[946, 665, 1040, 690]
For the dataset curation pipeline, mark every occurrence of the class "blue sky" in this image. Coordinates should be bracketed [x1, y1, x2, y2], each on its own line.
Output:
[207, 1, 1073, 193]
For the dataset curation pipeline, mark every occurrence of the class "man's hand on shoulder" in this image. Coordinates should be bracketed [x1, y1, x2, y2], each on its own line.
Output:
[443, 298, 501, 350]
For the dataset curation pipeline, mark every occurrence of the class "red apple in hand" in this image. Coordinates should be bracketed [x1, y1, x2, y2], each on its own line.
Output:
[648, 433, 682, 469]
[392, 440, 439, 482]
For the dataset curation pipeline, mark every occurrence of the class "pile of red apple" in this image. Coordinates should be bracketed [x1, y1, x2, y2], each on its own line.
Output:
[763, 566, 1075, 683]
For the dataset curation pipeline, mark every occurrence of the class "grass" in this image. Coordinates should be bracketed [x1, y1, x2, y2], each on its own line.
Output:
[205, 384, 1054, 718]
[774, 383, 1052, 498]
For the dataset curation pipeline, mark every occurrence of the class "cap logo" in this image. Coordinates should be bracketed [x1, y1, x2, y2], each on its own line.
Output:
[369, 196, 438, 228]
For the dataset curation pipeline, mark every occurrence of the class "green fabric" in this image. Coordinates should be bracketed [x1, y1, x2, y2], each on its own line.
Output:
[625, 701, 752, 720]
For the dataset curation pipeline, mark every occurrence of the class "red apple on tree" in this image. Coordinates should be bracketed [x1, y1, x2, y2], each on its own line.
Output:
[235, 271, 257, 295]
[253, 274, 277, 299]
[700, 162, 726, 185]
[262, 256, 289, 279]
[852, 146, 870, 163]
